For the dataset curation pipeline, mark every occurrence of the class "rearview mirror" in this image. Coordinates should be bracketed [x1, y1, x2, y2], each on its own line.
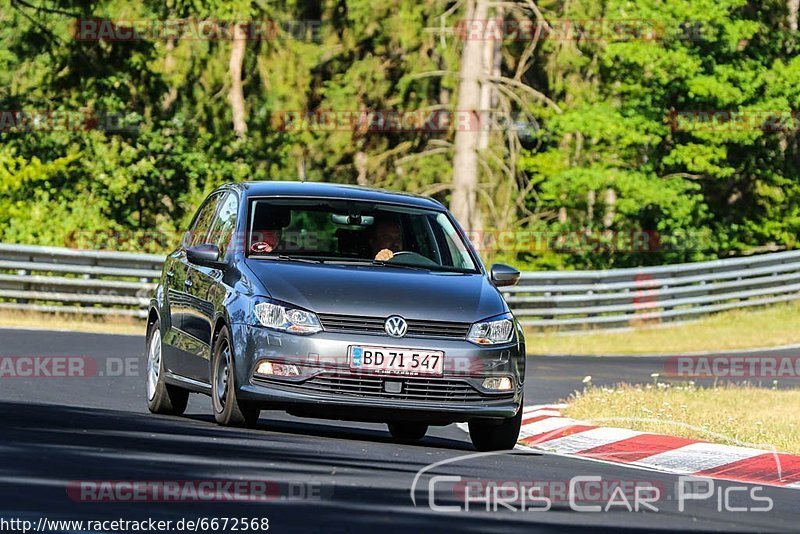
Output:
[186, 244, 224, 268]
[331, 213, 375, 226]
[490, 263, 520, 287]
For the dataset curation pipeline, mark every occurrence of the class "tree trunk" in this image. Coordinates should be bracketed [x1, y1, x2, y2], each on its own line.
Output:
[586, 189, 595, 224]
[161, 35, 178, 111]
[355, 151, 369, 186]
[603, 188, 617, 228]
[228, 23, 248, 137]
[479, 7, 502, 150]
[451, 0, 488, 235]
[790, 0, 799, 31]
[296, 151, 307, 182]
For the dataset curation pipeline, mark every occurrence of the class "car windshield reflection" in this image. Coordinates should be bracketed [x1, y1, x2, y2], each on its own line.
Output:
[246, 198, 480, 274]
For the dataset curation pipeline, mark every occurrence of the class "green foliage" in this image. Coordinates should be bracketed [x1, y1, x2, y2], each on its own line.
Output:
[0, 0, 798, 268]
[516, 0, 800, 268]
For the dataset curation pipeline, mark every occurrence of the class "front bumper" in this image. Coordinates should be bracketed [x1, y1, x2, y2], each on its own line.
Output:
[229, 323, 525, 423]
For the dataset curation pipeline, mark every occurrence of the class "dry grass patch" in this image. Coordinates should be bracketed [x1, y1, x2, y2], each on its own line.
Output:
[563, 383, 800, 455]
[0, 310, 144, 336]
[525, 301, 800, 355]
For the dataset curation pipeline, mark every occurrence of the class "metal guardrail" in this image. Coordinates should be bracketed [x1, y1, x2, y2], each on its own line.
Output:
[505, 250, 800, 328]
[1, 243, 799, 328]
[0, 243, 162, 319]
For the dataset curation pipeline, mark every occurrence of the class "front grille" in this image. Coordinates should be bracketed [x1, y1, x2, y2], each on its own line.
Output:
[318, 313, 471, 340]
[281, 373, 498, 403]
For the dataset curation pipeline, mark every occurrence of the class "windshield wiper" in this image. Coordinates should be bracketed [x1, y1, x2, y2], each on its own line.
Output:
[326, 258, 432, 271]
[371, 260, 432, 271]
[259, 254, 325, 264]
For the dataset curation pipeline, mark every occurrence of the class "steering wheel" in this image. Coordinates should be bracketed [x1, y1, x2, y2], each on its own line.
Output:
[389, 251, 415, 259]
[386, 251, 438, 266]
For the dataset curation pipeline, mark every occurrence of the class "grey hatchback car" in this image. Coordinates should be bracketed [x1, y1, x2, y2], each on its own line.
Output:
[146, 181, 526, 450]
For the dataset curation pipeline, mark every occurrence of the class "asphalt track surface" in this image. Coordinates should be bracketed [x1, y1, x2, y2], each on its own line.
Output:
[0, 328, 797, 533]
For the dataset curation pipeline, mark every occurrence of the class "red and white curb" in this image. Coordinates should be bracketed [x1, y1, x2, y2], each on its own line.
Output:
[462, 404, 800, 489]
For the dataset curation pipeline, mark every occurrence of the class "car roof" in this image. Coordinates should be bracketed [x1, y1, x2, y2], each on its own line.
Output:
[224, 181, 446, 211]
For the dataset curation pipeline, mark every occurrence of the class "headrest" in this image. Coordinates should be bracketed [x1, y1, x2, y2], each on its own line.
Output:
[252, 203, 291, 230]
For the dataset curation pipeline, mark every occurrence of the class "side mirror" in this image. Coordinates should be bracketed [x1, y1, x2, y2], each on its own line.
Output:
[186, 244, 224, 268]
[490, 263, 520, 287]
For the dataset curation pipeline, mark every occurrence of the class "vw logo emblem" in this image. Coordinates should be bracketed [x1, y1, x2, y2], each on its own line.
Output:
[385, 315, 408, 337]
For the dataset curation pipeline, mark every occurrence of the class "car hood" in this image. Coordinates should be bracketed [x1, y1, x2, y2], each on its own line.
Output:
[244, 260, 507, 322]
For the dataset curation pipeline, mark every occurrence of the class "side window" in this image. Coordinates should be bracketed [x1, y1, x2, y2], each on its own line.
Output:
[185, 193, 222, 248]
[208, 192, 239, 257]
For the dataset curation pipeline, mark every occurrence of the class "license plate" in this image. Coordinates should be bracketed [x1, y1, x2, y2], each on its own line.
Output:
[349, 345, 444, 376]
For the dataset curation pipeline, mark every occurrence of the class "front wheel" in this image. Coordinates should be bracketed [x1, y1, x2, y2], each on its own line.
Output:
[468, 402, 522, 451]
[211, 326, 260, 428]
[146, 319, 189, 415]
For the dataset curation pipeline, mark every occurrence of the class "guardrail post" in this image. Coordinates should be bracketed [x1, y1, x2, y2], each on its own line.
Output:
[17, 268, 29, 304]
[632, 273, 656, 326]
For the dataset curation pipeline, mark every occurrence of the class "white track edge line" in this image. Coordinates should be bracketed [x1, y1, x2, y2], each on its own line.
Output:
[455, 413, 800, 491]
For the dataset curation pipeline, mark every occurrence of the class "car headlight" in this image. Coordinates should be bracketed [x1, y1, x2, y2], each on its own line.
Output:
[254, 301, 322, 334]
[467, 313, 514, 345]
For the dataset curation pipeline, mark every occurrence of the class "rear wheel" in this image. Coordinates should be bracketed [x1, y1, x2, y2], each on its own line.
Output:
[468, 402, 522, 451]
[146, 319, 189, 415]
[387, 422, 428, 442]
[211, 326, 260, 428]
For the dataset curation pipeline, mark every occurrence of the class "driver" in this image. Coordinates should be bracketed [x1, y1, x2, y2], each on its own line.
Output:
[369, 216, 404, 261]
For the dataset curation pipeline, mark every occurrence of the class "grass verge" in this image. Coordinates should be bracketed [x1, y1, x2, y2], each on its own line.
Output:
[563, 383, 800, 455]
[0, 310, 145, 336]
[525, 301, 800, 355]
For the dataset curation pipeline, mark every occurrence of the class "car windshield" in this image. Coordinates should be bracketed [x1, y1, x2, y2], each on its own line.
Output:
[246, 198, 479, 273]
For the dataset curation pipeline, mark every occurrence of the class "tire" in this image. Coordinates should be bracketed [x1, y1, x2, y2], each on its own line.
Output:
[387, 422, 428, 442]
[146, 319, 189, 415]
[211, 326, 260, 428]
[468, 402, 522, 451]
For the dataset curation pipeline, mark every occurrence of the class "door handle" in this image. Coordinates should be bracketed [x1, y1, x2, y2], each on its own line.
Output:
[184, 279, 193, 288]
